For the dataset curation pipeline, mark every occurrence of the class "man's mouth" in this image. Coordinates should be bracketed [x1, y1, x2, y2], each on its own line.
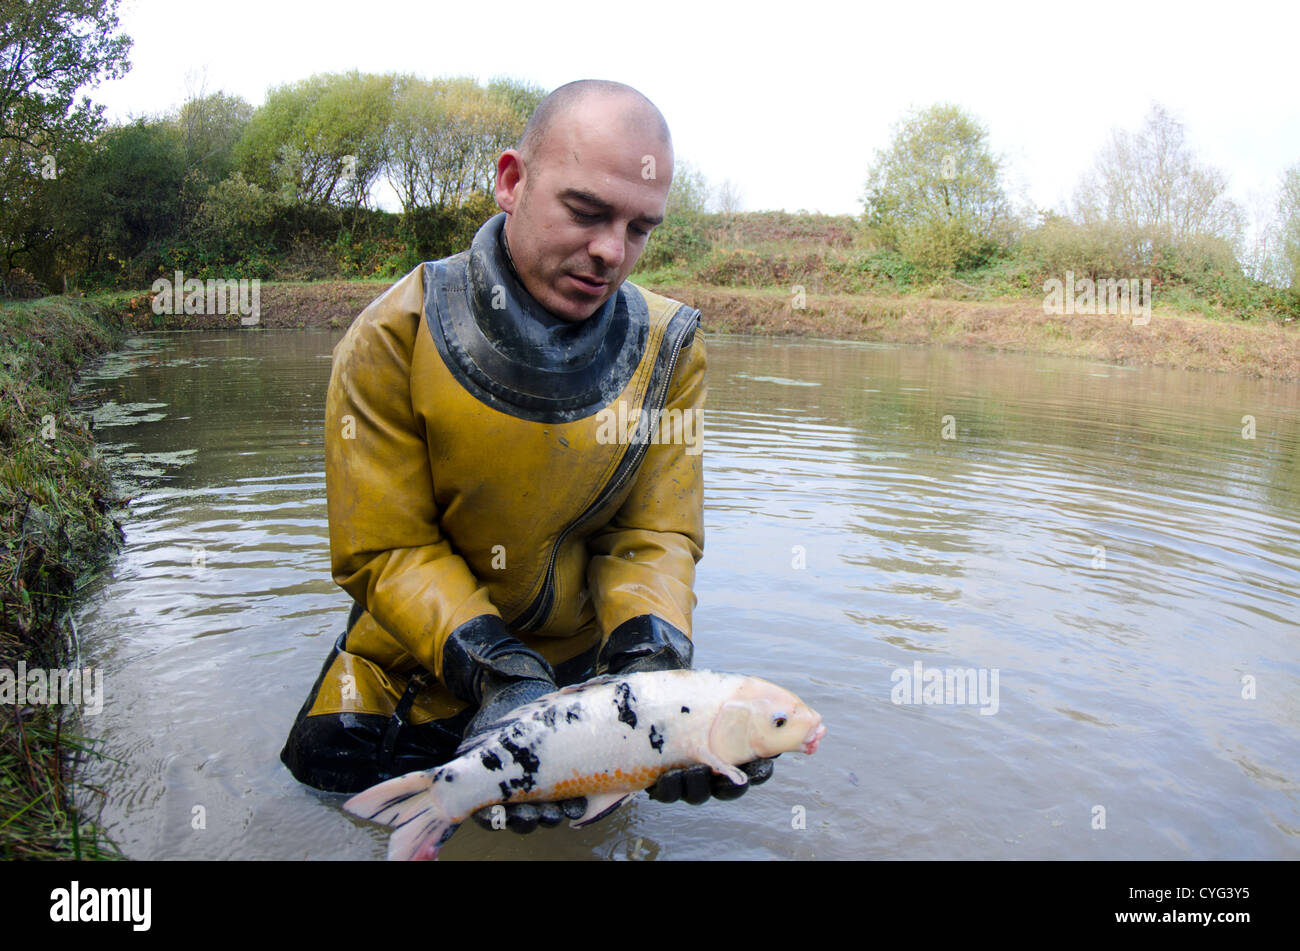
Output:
[567, 273, 609, 295]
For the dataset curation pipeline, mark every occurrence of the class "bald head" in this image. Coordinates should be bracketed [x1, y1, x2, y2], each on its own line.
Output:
[517, 80, 672, 165]
[494, 80, 674, 322]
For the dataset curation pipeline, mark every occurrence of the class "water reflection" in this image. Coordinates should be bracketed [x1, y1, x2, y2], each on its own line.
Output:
[73, 330, 1300, 859]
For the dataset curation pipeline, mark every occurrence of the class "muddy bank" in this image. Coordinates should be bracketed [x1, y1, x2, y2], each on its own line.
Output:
[116, 280, 391, 330]
[659, 284, 1300, 381]
[117, 278, 1300, 381]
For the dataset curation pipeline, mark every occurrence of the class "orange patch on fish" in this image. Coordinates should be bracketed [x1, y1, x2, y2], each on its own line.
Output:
[505, 766, 669, 802]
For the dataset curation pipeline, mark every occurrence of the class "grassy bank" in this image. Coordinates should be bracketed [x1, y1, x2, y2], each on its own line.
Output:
[0, 295, 134, 859]
[94, 204, 1300, 379]
[26, 207, 1297, 381]
[623, 210, 1300, 380]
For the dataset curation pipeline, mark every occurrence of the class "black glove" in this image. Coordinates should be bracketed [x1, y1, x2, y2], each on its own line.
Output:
[646, 756, 777, 804]
[597, 615, 779, 805]
[596, 614, 695, 676]
[443, 615, 588, 835]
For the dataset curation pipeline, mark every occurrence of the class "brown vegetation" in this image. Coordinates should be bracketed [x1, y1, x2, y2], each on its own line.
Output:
[659, 284, 1300, 381]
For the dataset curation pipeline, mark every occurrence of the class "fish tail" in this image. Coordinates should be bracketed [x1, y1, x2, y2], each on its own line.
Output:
[343, 770, 457, 861]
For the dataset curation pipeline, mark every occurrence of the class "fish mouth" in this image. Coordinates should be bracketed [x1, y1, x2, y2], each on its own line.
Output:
[801, 722, 826, 755]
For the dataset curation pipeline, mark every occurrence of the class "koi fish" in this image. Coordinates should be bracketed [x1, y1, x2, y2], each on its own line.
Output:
[343, 669, 826, 860]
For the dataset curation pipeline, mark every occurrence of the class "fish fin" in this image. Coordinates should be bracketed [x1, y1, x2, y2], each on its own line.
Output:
[390, 815, 458, 862]
[703, 703, 752, 786]
[343, 770, 457, 861]
[703, 756, 748, 787]
[454, 723, 518, 756]
[458, 674, 621, 731]
[570, 792, 634, 829]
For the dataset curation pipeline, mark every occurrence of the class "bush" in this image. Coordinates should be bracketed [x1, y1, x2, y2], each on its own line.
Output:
[0, 268, 49, 300]
[895, 220, 995, 278]
[636, 214, 712, 272]
[854, 248, 919, 288]
[191, 172, 277, 256]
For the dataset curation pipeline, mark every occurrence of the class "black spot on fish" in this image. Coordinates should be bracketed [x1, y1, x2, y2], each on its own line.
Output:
[648, 724, 665, 753]
[480, 749, 503, 771]
[499, 780, 511, 799]
[613, 682, 637, 729]
[681, 706, 690, 714]
[500, 735, 541, 775]
[444, 772, 454, 783]
[540, 705, 558, 730]
[565, 703, 582, 723]
[507, 773, 537, 794]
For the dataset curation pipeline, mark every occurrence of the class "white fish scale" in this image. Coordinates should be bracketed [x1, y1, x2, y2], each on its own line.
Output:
[435, 670, 747, 819]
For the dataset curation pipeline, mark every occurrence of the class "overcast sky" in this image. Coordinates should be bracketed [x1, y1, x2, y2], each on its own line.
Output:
[93, 0, 1300, 222]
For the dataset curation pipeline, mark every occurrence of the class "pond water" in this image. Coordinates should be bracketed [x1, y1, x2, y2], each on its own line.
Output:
[72, 328, 1300, 859]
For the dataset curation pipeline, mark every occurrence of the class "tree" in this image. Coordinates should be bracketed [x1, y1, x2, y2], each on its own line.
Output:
[1279, 162, 1300, 290]
[0, 0, 131, 289]
[234, 71, 393, 208]
[383, 74, 432, 213]
[715, 178, 744, 216]
[477, 76, 544, 193]
[425, 78, 515, 205]
[384, 76, 527, 211]
[486, 75, 546, 125]
[0, 0, 131, 149]
[1073, 104, 1243, 247]
[174, 89, 253, 187]
[666, 159, 711, 216]
[862, 103, 1011, 274]
[62, 119, 186, 274]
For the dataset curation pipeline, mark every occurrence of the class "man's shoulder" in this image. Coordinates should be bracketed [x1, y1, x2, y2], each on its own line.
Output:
[355, 246, 474, 323]
[624, 282, 704, 373]
[624, 281, 700, 324]
[335, 262, 438, 364]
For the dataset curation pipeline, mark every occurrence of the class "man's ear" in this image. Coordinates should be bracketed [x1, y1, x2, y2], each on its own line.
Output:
[495, 150, 525, 213]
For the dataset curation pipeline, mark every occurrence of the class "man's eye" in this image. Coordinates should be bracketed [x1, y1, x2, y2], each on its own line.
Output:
[570, 208, 601, 222]
[630, 225, 651, 238]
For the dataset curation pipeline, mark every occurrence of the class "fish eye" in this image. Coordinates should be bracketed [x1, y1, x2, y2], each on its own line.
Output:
[773, 715, 787, 728]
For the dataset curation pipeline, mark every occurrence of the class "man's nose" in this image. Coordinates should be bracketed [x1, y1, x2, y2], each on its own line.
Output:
[588, 226, 625, 272]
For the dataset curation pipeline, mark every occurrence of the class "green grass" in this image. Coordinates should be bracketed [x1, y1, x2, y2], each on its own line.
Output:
[0, 295, 130, 860]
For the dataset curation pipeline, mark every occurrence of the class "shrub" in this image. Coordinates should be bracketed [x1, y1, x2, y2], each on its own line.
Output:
[636, 214, 712, 272]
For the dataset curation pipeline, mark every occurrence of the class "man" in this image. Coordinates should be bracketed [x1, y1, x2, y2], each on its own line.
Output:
[281, 79, 772, 834]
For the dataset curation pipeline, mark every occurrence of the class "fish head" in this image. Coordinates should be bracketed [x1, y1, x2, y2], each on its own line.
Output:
[710, 677, 827, 763]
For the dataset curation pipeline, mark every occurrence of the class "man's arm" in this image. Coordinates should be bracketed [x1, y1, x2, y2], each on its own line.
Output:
[325, 267, 501, 679]
[585, 328, 707, 660]
[328, 267, 571, 821]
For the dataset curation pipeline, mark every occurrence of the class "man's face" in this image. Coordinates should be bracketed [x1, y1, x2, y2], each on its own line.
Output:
[496, 99, 672, 322]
